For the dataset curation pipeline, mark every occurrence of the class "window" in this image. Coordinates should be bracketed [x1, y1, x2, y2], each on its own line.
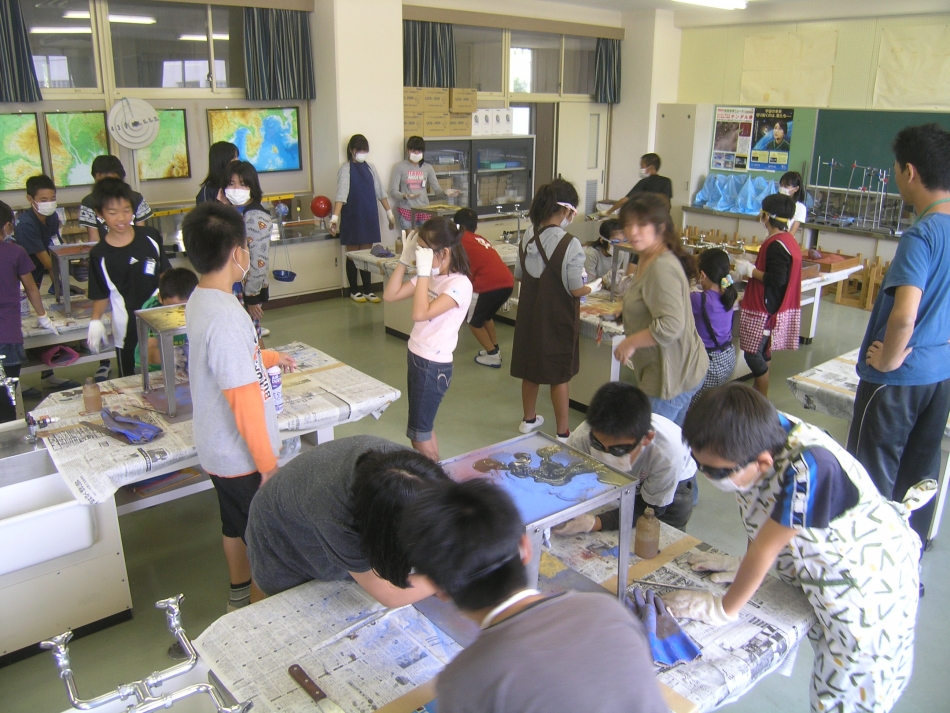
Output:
[20, 0, 97, 88]
[108, 1, 242, 89]
[563, 36, 596, 95]
[454, 25, 502, 93]
[509, 31, 560, 94]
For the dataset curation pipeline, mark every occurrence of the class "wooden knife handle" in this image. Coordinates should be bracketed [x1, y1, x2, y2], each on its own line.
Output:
[288, 663, 327, 703]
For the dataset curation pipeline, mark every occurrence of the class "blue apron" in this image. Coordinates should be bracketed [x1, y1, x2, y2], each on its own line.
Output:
[339, 162, 381, 246]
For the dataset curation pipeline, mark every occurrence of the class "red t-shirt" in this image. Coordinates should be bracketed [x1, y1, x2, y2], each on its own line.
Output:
[461, 231, 514, 293]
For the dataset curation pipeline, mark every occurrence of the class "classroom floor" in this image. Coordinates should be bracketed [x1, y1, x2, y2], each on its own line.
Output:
[3, 294, 947, 713]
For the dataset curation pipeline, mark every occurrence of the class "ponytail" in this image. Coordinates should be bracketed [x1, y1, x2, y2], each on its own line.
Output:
[697, 248, 737, 310]
[618, 194, 697, 282]
[418, 216, 470, 278]
[528, 179, 579, 239]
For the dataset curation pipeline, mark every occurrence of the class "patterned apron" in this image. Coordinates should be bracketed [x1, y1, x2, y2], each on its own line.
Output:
[737, 417, 922, 713]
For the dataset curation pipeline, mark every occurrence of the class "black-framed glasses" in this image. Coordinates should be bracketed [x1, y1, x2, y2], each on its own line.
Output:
[695, 460, 752, 481]
[590, 432, 641, 457]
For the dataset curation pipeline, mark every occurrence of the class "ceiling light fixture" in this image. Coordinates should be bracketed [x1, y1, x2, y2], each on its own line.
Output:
[29, 26, 93, 33]
[670, 0, 747, 9]
[63, 11, 156, 23]
[178, 33, 229, 41]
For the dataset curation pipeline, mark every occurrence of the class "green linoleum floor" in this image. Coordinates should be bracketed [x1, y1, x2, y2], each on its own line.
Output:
[3, 294, 947, 713]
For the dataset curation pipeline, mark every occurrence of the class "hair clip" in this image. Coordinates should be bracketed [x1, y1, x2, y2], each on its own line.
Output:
[720, 275, 734, 289]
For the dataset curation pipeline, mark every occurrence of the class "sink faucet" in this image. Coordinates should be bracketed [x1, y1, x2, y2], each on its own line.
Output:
[41, 595, 251, 713]
[0, 355, 18, 416]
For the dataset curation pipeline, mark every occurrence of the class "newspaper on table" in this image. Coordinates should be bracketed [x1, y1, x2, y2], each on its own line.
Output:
[548, 523, 816, 713]
[33, 343, 400, 505]
[194, 580, 460, 713]
[22, 294, 111, 340]
[509, 292, 624, 342]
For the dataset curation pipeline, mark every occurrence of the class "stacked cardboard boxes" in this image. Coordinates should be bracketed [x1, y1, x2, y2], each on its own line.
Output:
[404, 87, 477, 137]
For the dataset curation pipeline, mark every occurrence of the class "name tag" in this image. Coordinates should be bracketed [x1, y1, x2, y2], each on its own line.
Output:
[144, 258, 156, 275]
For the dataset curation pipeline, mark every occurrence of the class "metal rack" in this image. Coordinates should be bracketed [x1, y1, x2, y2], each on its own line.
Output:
[811, 156, 910, 234]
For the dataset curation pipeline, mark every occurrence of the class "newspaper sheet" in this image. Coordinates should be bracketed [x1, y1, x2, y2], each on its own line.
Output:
[22, 294, 111, 340]
[195, 580, 460, 713]
[34, 343, 400, 504]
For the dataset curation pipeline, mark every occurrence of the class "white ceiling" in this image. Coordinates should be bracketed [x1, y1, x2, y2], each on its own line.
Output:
[575, 0, 950, 28]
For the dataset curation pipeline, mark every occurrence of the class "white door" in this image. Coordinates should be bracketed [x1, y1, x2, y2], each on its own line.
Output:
[655, 103, 698, 227]
[555, 102, 610, 216]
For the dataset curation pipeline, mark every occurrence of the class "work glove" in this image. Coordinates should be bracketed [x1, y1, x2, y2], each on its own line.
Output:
[37, 314, 59, 334]
[662, 590, 737, 627]
[626, 587, 702, 666]
[552, 513, 596, 536]
[446, 188, 461, 198]
[415, 247, 434, 277]
[735, 260, 755, 280]
[688, 552, 741, 584]
[399, 230, 418, 267]
[86, 319, 108, 353]
[100, 408, 163, 443]
[328, 215, 339, 235]
[587, 277, 604, 295]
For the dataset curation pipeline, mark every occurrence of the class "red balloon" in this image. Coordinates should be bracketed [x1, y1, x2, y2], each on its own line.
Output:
[311, 195, 332, 218]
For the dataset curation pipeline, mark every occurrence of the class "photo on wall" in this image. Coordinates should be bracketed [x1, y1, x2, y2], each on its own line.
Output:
[207, 107, 301, 174]
[711, 107, 754, 172]
[44, 111, 108, 188]
[749, 108, 794, 172]
[138, 109, 191, 181]
[0, 113, 43, 192]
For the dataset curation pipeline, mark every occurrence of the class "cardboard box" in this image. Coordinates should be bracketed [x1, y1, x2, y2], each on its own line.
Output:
[404, 112, 424, 136]
[491, 108, 513, 135]
[472, 108, 492, 136]
[448, 88, 477, 112]
[423, 112, 451, 137]
[403, 87, 423, 110]
[448, 113, 472, 136]
[421, 88, 449, 111]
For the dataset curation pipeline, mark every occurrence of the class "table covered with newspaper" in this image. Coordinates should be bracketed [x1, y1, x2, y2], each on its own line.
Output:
[192, 521, 815, 713]
[31, 342, 400, 505]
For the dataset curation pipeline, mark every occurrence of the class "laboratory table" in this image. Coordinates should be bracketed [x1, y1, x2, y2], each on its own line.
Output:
[787, 349, 949, 544]
[21, 294, 114, 374]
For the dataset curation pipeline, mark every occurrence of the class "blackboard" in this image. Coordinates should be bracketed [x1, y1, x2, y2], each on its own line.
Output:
[811, 109, 950, 194]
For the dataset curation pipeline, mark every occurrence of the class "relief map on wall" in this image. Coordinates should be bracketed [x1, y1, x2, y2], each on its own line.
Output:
[207, 107, 301, 173]
[45, 111, 108, 188]
[138, 109, 191, 181]
[0, 114, 43, 192]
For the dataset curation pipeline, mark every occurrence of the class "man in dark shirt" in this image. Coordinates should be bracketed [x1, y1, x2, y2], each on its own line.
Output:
[605, 153, 673, 215]
[78, 155, 153, 241]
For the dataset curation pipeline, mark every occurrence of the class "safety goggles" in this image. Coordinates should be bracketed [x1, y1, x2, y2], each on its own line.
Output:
[694, 459, 752, 481]
[556, 201, 578, 218]
[590, 432, 641, 457]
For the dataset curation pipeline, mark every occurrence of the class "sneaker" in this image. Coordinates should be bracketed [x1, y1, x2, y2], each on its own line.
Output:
[259, 327, 271, 337]
[42, 375, 81, 391]
[519, 415, 544, 433]
[350, 292, 367, 303]
[556, 432, 570, 444]
[94, 365, 111, 382]
[475, 352, 502, 368]
[365, 293, 381, 303]
[22, 387, 42, 399]
[477, 345, 500, 357]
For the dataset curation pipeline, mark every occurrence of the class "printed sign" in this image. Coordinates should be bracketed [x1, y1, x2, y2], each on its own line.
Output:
[749, 107, 795, 172]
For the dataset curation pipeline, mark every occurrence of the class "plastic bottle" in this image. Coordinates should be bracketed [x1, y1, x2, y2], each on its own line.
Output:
[82, 377, 102, 413]
[580, 268, 589, 304]
[634, 507, 660, 559]
[20, 285, 30, 317]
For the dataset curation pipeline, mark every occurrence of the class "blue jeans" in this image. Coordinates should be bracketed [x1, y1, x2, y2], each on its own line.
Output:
[406, 351, 453, 441]
[650, 383, 702, 427]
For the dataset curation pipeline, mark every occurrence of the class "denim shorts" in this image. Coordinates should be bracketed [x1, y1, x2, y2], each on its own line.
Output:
[0, 343, 27, 366]
[407, 351, 453, 441]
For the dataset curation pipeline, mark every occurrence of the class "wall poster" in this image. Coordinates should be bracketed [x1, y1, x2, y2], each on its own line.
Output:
[749, 107, 794, 172]
[711, 106, 795, 173]
[711, 106, 754, 171]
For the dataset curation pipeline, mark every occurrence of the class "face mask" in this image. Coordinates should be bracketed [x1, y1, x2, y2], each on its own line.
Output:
[354, 152, 368, 163]
[639, 168, 649, 179]
[232, 247, 249, 279]
[596, 451, 634, 473]
[409, 152, 424, 163]
[703, 472, 754, 493]
[2, 223, 12, 240]
[225, 188, 251, 205]
[778, 186, 792, 196]
[34, 200, 57, 217]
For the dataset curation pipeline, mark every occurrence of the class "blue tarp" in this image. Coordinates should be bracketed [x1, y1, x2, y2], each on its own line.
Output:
[693, 174, 778, 215]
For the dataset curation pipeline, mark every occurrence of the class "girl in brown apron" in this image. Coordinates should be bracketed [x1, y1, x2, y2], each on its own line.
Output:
[510, 180, 602, 439]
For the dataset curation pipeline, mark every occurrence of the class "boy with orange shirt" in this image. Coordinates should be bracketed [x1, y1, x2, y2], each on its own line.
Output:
[182, 202, 295, 611]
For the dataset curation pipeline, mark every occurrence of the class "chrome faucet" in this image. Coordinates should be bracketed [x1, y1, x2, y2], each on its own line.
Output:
[0, 356, 17, 416]
[41, 595, 251, 713]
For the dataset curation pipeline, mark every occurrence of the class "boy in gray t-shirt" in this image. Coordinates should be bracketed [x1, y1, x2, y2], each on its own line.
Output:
[400, 479, 667, 713]
[183, 202, 295, 611]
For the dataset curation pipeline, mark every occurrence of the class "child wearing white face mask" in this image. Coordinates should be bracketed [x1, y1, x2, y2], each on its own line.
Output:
[225, 161, 271, 340]
[389, 136, 460, 231]
[778, 171, 808, 234]
[553, 382, 695, 536]
[383, 217, 473, 462]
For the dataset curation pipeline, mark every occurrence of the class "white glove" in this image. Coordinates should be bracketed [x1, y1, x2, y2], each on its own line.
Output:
[328, 215, 339, 234]
[86, 319, 107, 353]
[735, 260, 755, 279]
[552, 513, 596, 536]
[587, 277, 603, 295]
[446, 188, 461, 198]
[415, 247, 434, 277]
[37, 314, 59, 335]
[662, 590, 738, 626]
[688, 552, 741, 584]
[399, 230, 418, 267]
[386, 209, 395, 228]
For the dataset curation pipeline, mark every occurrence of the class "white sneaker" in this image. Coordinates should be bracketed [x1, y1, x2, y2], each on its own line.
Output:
[350, 292, 367, 303]
[365, 293, 381, 303]
[259, 327, 271, 337]
[556, 433, 570, 444]
[475, 352, 502, 368]
[477, 346, 499, 357]
[519, 415, 544, 433]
